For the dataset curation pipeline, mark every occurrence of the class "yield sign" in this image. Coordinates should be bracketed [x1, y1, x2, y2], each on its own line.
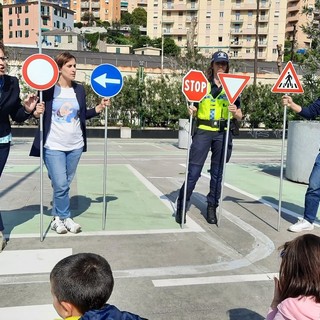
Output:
[271, 61, 303, 94]
[217, 73, 250, 104]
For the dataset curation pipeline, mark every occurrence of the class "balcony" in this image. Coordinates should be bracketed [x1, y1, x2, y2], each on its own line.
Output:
[230, 17, 244, 23]
[286, 15, 299, 23]
[81, 2, 89, 8]
[163, 3, 198, 11]
[91, 2, 100, 8]
[163, 28, 187, 36]
[230, 41, 243, 47]
[287, 4, 300, 13]
[231, 1, 270, 11]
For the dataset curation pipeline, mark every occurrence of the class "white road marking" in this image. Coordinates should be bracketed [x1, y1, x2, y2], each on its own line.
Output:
[152, 273, 279, 287]
[113, 207, 274, 278]
[126, 164, 204, 233]
[0, 248, 72, 275]
[0, 304, 57, 320]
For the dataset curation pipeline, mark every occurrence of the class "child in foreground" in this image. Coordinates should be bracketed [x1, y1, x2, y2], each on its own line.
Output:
[50, 252, 147, 320]
[266, 234, 320, 319]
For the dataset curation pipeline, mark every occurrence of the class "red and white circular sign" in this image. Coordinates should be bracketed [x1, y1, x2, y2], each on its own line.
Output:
[182, 70, 208, 102]
[22, 54, 59, 91]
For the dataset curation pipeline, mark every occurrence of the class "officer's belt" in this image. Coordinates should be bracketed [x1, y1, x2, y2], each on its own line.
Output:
[197, 118, 226, 129]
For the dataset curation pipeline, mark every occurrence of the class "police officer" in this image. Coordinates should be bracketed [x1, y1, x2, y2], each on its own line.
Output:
[176, 51, 242, 225]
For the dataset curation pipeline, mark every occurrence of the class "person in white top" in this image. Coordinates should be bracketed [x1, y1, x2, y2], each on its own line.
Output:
[30, 52, 110, 234]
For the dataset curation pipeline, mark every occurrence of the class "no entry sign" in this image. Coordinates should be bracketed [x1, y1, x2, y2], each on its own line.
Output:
[22, 54, 59, 91]
[182, 70, 208, 102]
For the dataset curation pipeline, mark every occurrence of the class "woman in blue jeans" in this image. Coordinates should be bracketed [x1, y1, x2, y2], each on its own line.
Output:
[0, 41, 44, 251]
[282, 95, 320, 232]
[30, 52, 109, 234]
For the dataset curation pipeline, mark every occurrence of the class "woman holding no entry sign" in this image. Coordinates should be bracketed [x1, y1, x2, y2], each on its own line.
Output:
[30, 52, 110, 234]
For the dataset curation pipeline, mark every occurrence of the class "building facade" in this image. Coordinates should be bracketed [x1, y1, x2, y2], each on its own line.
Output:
[70, 0, 121, 23]
[2, 1, 74, 47]
[286, 0, 315, 50]
[146, 0, 288, 61]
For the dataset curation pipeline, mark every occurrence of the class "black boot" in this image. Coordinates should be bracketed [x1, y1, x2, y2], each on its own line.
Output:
[175, 199, 186, 224]
[207, 204, 217, 224]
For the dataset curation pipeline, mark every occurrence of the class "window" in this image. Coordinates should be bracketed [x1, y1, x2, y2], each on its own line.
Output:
[219, 12, 224, 18]
[9, 31, 13, 38]
[206, 11, 211, 18]
[218, 36, 222, 42]
[25, 30, 29, 37]
[9, 8, 12, 15]
[15, 30, 22, 38]
[246, 49, 250, 54]
[56, 21, 60, 28]
[116, 48, 120, 53]
[218, 23, 223, 31]
[273, 48, 277, 54]
[43, 18, 48, 25]
[17, 19, 20, 26]
[178, 36, 182, 41]
[9, 20, 12, 27]
[179, 11, 183, 16]
[25, 6, 29, 13]
[25, 18, 29, 25]
[68, 35, 72, 43]
[206, 24, 210, 30]
[15, 7, 22, 14]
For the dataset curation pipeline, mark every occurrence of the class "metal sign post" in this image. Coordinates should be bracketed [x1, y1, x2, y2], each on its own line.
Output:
[21, 54, 59, 241]
[90, 64, 123, 230]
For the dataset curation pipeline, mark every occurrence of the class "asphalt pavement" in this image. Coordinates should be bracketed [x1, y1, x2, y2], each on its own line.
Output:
[0, 137, 317, 320]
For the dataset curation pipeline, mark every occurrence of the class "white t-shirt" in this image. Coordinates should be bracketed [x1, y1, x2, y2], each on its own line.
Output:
[45, 85, 84, 151]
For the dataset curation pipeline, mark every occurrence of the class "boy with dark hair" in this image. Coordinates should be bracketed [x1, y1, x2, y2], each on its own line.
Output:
[50, 253, 147, 320]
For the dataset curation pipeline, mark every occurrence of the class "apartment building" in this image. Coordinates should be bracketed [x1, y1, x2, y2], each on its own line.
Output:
[286, 0, 315, 50]
[146, 0, 288, 62]
[126, 0, 147, 13]
[70, 0, 121, 23]
[2, 1, 74, 47]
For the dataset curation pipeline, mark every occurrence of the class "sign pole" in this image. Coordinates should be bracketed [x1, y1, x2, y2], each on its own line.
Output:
[217, 112, 231, 227]
[271, 61, 304, 231]
[102, 108, 108, 230]
[90, 64, 123, 230]
[181, 107, 193, 228]
[22, 54, 59, 242]
[277, 105, 287, 231]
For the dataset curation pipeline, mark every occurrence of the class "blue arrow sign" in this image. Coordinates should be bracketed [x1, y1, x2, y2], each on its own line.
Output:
[90, 64, 123, 98]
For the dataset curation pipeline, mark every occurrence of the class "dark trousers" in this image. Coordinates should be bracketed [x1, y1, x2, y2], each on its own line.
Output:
[0, 142, 10, 231]
[178, 129, 232, 207]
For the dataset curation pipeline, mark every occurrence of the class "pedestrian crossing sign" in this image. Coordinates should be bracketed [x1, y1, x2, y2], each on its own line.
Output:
[271, 61, 303, 93]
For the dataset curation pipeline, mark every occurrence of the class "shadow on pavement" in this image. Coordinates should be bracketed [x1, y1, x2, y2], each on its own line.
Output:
[227, 308, 264, 320]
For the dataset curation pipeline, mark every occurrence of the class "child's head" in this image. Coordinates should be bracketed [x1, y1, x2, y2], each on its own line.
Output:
[279, 234, 320, 303]
[50, 253, 114, 318]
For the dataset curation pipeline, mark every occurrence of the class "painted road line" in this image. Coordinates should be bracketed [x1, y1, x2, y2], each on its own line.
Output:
[0, 248, 72, 275]
[113, 208, 274, 279]
[126, 164, 204, 233]
[152, 273, 279, 287]
[6, 227, 201, 239]
[0, 304, 57, 320]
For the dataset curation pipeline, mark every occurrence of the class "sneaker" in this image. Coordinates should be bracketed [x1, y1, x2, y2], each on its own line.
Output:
[51, 217, 68, 234]
[288, 219, 314, 233]
[64, 218, 81, 234]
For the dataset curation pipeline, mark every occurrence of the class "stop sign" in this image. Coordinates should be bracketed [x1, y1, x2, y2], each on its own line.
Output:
[182, 70, 208, 102]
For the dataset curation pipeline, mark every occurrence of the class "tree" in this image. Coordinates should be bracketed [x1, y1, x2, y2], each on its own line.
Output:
[131, 8, 147, 27]
[81, 12, 95, 26]
[121, 12, 133, 25]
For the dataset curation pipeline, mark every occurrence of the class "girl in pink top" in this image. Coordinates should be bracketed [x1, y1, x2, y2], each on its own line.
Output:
[267, 234, 320, 320]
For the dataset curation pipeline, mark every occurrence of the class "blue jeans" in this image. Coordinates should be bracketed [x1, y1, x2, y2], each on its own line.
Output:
[304, 153, 320, 223]
[178, 129, 232, 207]
[0, 142, 11, 231]
[44, 147, 83, 219]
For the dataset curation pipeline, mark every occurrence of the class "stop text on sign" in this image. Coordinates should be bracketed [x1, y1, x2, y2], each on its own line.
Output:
[183, 80, 207, 93]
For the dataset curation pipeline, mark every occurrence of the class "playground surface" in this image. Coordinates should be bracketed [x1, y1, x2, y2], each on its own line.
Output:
[0, 137, 316, 320]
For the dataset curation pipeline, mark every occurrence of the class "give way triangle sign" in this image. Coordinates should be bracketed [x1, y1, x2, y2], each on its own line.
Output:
[271, 61, 303, 94]
[217, 73, 251, 104]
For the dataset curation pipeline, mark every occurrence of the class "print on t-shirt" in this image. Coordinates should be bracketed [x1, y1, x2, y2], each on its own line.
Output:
[53, 98, 79, 123]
